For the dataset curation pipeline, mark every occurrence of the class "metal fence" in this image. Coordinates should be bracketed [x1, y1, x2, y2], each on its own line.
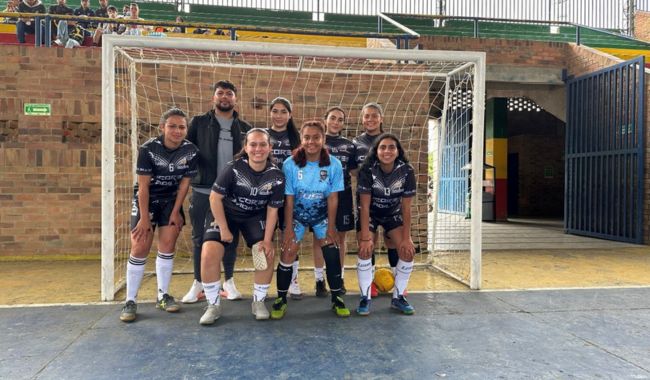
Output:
[155, 0, 641, 33]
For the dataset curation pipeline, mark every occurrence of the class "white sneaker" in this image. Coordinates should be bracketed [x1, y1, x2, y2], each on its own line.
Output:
[199, 303, 221, 325]
[181, 279, 204, 304]
[221, 278, 243, 300]
[54, 38, 63, 46]
[289, 281, 303, 300]
[251, 300, 270, 320]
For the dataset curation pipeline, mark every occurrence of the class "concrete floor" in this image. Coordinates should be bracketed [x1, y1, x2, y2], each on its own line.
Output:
[1, 219, 650, 378]
[2, 288, 650, 379]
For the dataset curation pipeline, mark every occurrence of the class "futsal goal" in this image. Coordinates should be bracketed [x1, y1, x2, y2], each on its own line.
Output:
[101, 35, 485, 301]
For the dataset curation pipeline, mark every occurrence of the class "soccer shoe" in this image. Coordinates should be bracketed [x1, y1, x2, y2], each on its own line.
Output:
[181, 279, 205, 304]
[391, 295, 415, 315]
[119, 300, 137, 322]
[251, 242, 267, 271]
[340, 278, 347, 295]
[270, 297, 287, 320]
[370, 282, 378, 298]
[156, 293, 180, 312]
[356, 296, 371, 316]
[331, 296, 350, 318]
[221, 278, 243, 300]
[251, 300, 270, 320]
[199, 304, 221, 325]
[289, 281, 303, 300]
[315, 280, 328, 298]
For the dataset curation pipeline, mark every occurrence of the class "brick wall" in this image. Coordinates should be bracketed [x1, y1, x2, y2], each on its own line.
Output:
[0, 46, 102, 258]
[635, 11, 650, 42]
[1, 37, 648, 259]
[0, 44, 432, 258]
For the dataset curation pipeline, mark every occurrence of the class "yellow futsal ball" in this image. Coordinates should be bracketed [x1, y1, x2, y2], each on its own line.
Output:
[373, 268, 394, 293]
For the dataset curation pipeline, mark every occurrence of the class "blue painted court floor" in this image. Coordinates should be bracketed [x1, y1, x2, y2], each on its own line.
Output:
[2, 288, 650, 379]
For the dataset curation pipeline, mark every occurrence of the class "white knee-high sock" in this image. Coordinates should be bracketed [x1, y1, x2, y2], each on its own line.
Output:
[253, 283, 270, 302]
[356, 258, 373, 299]
[126, 255, 146, 302]
[314, 267, 325, 281]
[156, 251, 174, 300]
[202, 280, 221, 305]
[291, 259, 299, 284]
[393, 259, 413, 297]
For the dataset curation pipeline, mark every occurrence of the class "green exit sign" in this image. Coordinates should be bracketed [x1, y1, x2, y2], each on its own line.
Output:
[24, 103, 51, 116]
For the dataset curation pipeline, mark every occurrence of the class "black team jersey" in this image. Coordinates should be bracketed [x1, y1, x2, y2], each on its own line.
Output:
[212, 158, 285, 219]
[325, 134, 357, 190]
[135, 136, 199, 200]
[357, 159, 417, 218]
[352, 132, 381, 166]
[268, 128, 294, 169]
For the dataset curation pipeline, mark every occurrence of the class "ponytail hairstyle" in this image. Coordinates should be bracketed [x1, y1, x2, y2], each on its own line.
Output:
[361, 102, 385, 133]
[292, 119, 331, 168]
[270, 96, 300, 149]
[361, 132, 408, 172]
[324, 106, 346, 136]
[233, 128, 273, 165]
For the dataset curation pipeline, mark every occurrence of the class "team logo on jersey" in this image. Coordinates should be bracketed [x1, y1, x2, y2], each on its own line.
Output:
[320, 170, 328, 181]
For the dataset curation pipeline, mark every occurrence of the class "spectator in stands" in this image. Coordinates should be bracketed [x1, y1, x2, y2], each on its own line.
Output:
[63, 19, 89, 48]
[92, 4, 116, 45]
[118, 2, 147, 36]
[73, 0, 94, 29]
[121, 3, 129, 16]
[93, 0, 107, 18]
[2, 0, 19, 24]
[15, 0, 46, 43]
[49, 0, 73, 46]
[171, 15, 185, 33]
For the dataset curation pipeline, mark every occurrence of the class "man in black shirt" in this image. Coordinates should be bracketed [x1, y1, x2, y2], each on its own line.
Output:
[182, 80, 253, 304]
[119, 108, 199, 322]
[15, 0, 46, 43]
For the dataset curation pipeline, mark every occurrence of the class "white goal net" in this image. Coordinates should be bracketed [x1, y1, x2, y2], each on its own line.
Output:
[101, 36, 485, 301]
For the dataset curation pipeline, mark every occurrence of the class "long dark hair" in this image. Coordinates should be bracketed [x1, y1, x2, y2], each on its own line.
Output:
[233, 128, 273, 165]
[361, 133, 408, 172]
[362, 102, 385, 134]
[270, 97, 300, 149]
[292, 120, 331, 168]
[324, 106, 346, 136]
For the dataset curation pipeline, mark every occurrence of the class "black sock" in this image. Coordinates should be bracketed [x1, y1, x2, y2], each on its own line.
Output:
[388, 248, 399, 268]
[322, 244, 342, 298]
[276, 262, 292, 301]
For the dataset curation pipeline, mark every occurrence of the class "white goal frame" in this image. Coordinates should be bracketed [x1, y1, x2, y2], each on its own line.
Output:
[101, 35, 486, 301]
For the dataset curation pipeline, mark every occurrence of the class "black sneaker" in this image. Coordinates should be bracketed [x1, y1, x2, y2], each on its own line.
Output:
[340, 279, 347, 295]
[120, 300, 137, 322]
[315, 280, 328, 297]
[156, 293, 180, 313]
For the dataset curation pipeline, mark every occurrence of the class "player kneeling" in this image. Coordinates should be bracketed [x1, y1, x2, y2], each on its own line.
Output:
[356, 133, 416, 316]
[120, 108, 199, 322]
[199, 128, 285, 325]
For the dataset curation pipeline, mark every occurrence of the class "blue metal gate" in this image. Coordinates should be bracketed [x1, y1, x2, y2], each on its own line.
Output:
[565, 56, 645, 243]
[439, 108, 471, 215]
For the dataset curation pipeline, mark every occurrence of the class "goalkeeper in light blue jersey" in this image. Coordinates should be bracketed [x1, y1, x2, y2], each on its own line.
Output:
[270, 120, 351, 319]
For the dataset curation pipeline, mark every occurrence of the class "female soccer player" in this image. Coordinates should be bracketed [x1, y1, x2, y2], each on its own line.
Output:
[266, 97, 304, 299]
[353, 102, 399, 296]
[356, 133, 416, 316]
[271, 120, 350, 319]
[311, 107, 357, 297]
[198, 128, 285, 325]
[119, 108, 199, 323]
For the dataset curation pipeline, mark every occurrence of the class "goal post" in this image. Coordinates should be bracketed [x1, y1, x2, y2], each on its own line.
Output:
[101, 35, 485, 301]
